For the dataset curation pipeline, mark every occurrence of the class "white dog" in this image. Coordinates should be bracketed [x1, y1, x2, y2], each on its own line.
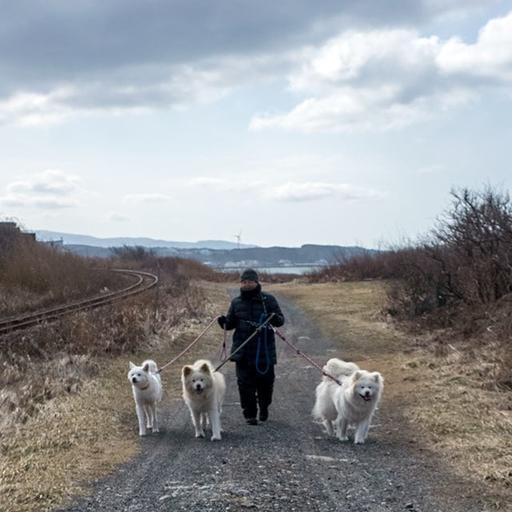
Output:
[182, 359, 226, 441]
[313, 358, 383, 444]
[312, 358, 360, 436]
[128, 360, 162, 436]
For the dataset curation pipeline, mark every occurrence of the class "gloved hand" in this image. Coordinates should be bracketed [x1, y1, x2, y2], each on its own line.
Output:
[217, 315, 227, 328]
[269, 314, 284, 327]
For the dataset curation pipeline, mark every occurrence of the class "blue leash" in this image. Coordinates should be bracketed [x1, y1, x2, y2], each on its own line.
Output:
[255, 313, 271, 375]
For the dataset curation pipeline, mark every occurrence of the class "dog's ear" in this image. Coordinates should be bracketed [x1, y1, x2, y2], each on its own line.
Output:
[142, 362, 150, 372]
[129, 361, 136, 370]
[200, 363, 211, 374]
[352, 371, 362, 382]
[373, 372, 382, 383]
[183, 366, 192, 377]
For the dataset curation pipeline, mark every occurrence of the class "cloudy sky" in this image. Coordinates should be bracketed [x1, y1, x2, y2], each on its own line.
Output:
[1, 0, 511, 248]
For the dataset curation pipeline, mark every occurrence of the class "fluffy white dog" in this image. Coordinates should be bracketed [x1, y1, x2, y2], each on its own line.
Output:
[312, 358, 383, 444]
[312, 358, 359, 436]
[182, 359, 226, 441]
[128, 360, 162, 436]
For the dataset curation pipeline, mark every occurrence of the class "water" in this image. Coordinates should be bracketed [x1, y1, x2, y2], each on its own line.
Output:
[219, 266, 323, 275]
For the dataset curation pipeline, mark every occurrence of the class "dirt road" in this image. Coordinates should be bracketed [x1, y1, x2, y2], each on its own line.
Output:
[61, 294, 488, 512]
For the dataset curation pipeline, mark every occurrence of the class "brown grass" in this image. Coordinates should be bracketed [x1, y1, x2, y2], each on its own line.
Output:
[0, 281, 229, 512]
[0, 239, 124, 316]
[271, 280, 512, 507]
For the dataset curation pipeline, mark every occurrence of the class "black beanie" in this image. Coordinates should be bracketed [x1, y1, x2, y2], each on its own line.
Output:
[240, 268, 259, 282]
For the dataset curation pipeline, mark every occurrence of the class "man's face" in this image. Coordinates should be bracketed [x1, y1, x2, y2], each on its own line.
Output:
[240, 279, 258, 291]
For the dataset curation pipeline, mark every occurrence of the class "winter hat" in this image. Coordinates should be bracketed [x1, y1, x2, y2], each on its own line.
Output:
[240, 268, 259, 282]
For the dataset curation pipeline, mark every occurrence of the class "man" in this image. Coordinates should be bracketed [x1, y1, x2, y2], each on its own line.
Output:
[218, 268, 285, 425]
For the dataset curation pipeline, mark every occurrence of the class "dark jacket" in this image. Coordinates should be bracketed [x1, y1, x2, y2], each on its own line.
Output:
[224, 285, 285, 365]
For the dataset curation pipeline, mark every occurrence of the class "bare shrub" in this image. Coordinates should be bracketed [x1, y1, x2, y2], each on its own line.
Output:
[306, 185, 512, 364]
[0, 269, 208, 434]
[0, 234, 214, 433]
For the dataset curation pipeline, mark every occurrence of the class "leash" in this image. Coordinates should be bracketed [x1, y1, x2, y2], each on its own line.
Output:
[271, 327, 342, 386]
[255, 312, 271, 375]
[214, 313, 275, 372]
[157, 316, 220, 373]
[217, 324, 228, 362]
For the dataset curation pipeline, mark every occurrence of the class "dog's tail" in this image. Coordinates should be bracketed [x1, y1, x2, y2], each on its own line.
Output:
[323, 358, 359, 379]
[142, 359, 159, 374]
[311, 397, 322, 421]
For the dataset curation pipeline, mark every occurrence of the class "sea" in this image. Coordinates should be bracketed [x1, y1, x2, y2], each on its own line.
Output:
[219, 266, 323, 275]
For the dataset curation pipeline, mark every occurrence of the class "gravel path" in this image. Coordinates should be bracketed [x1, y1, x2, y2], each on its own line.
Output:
[62, 294, 488, 512]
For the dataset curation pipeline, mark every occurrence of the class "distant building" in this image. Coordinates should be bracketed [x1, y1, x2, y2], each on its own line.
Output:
[0, 222, 37, 252]
[42, 238, 64, 248]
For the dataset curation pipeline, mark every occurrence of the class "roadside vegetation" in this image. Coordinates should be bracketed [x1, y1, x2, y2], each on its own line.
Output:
[309, 186, 512, 390]
[0, 231, 231, 511]
[0, 232, 123, 317]
[301, 185, 512, 501]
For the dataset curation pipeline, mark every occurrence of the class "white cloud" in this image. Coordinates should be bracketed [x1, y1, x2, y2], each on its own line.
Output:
[251, 11, 512, 133]
[123, 193, 172, 204]
[108, 212, 130, 222]
[0, 89, 75, 126]
[263, 182, 383, 202]
[251, 86, 474, 133]
[0, 170, 82, 209]
[437, 11, 512, 80]
[186, 176, 382, 202]
[185, 176, 265, 192]
[0, 56, 289, 126]
[416, 164, 445, 175]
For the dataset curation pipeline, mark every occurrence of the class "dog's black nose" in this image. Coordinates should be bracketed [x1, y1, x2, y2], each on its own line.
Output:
[132, 377, 137, 383]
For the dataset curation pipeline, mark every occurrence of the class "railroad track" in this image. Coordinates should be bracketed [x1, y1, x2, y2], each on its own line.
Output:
[0, 269, 159, 335]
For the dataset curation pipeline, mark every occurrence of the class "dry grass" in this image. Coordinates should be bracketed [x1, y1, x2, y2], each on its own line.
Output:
[0, 281, 229, 512]
[0, 239, 124, 317]
[272, 280, 512, 506]
[271, 281, 405, 359]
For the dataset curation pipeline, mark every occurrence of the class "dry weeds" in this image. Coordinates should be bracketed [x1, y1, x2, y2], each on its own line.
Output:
[0, 281, 229, 512]
[272, 280, 512, 507]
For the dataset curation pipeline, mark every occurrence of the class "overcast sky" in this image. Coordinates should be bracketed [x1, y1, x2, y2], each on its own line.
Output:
[1, 0, 511, 248]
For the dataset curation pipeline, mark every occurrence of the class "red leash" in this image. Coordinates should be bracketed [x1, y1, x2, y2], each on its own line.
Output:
[271, 327, 342, 386]
[158, 316, 220, 373]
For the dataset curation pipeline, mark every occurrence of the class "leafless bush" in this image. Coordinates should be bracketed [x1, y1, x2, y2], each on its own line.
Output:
[0, 232, 216, 432]
[309, 186, 512, 340]
[390, 187, 512, 320]
[307, 249, 407, 282]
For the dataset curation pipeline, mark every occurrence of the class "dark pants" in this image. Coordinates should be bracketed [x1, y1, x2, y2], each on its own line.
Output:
[235, 361, 275, 419]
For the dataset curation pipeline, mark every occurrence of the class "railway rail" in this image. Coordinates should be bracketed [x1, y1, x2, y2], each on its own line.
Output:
[0, 269, 158, 335]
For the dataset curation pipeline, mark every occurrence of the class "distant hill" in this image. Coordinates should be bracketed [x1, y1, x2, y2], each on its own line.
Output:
[35, 230, 257, 250]
[61, 242, 378, 267]
[175, 244, 377, 267]
[35, 230, 378, 267]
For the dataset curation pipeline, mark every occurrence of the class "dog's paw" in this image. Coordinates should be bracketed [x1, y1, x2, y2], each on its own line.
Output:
[354, 438, 366, 444]
[195, 431, 206, 438]
[152, 427, 160, 433]
[337, 435, 349, 442]
[211, 435, 221, 441]
[139, 430, 148, 437]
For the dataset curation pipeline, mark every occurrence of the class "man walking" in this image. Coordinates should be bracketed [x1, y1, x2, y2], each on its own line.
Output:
[218, 269, 285, 425]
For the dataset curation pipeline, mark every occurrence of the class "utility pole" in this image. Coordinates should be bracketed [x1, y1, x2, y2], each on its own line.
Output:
[234, 230, 242, 250]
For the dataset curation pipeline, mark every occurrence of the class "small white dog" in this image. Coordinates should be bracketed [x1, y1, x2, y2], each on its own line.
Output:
[182, 359, 226, 441]
[128, 360, 162, 436]
[313, 358, 383, 444]
[313, 358, 359, 436]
